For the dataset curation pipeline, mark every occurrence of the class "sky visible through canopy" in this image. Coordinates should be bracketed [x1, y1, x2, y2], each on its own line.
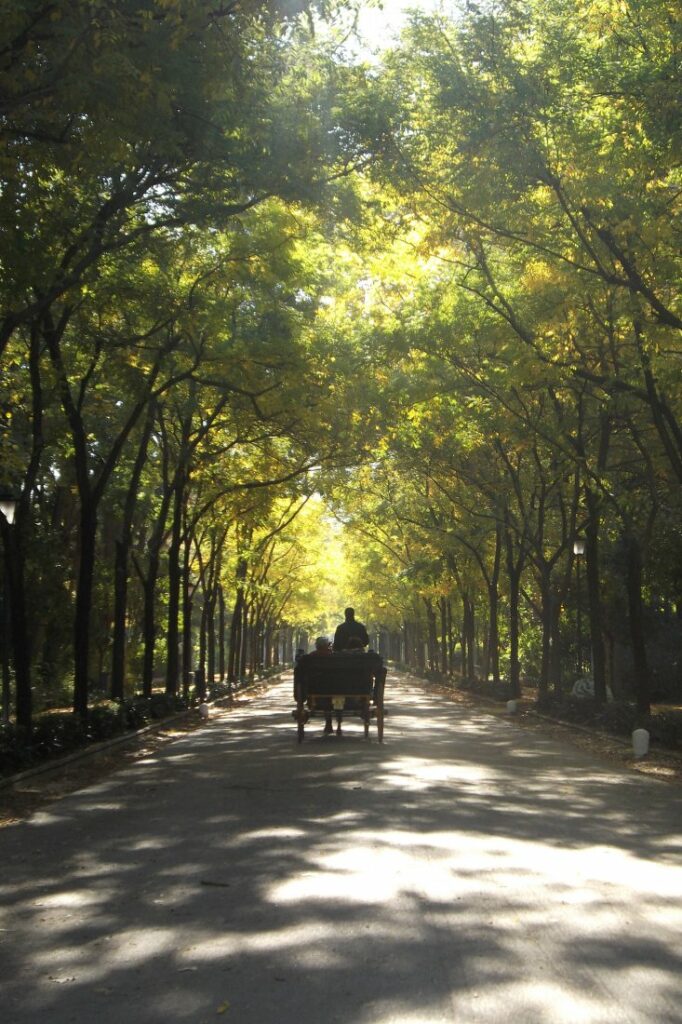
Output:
[354, 0, 443, 54]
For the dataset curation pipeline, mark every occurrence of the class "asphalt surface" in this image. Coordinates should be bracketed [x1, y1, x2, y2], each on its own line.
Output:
[1, 672, 681, 1024]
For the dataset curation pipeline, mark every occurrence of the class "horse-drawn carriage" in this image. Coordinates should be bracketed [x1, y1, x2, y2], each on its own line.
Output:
[293, 652, 386, 742]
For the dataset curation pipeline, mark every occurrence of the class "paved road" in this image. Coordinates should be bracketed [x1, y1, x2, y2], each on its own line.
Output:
[1, 673, 681, 1024]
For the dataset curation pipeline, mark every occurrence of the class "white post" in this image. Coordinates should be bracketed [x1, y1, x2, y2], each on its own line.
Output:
[632, 728, 649, 758]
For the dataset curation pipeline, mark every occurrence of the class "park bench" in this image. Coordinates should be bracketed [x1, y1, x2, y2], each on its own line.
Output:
[293, 652, 386, 743]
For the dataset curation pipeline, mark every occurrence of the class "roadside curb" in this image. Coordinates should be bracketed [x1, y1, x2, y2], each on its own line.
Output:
[0, 670, 288, 792]
[391, 667, 677, 758]
[527, 709, 631, 747]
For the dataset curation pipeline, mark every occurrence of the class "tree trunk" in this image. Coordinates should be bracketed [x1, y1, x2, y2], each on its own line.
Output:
[181, 530, 192, 701]
[439, 597, 448, 676]
[505, 523, 522, 700]
[459, 609, 466, 678]
[0, 522, 33, 732]
[197, 583, 208, 700]
[549, 592, 563, 698]
[165, 477, 185, 696]
[141, 560, 157, 697]
[1, 577, 10, 723]
[207, 584, 217, 692]
[111, 408, 155, 701]
[218, 585, 226, 681]
[487, 581, 500, 685]
[228, 587, 244, 683]
[626, 533, 650, 716]
[140, 491, 172, 697]
[425, 598, 437, 672]
[239, 599, 249, 679]
[73, 503, 98, 720]
[538, 570, 552, 700]
[465, 597, 475, 679]
[585, 486, 607, 704]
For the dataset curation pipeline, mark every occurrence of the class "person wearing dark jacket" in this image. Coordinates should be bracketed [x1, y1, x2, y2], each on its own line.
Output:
[333, 607, 369, 651]
[309, 636, 335, 734]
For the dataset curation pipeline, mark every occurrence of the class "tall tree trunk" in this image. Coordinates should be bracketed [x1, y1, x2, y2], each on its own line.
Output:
[139, 488, 173, 697]
[425, 598, 437, 672]
[3, 325, 46, 731]
[460, 607, 467, 677]
[218, 585, 226, 681]
[439, 597, 448, 676]
[228, 588, 244, 683]
[487, 577, 500, 685]
[111, 406, 155, 701]
[165, 476, 185, 696]
[207, 584, 217, 691]
[549, 592, 563, 698]
[465, 596, 476, 679]
[73, 502, 98, 720]
[197, 583, 208, 699]
[584, 486, 607, 704]
[626, 533, 650, 716]
[505, 522, 523, 700]
[1, 576, 10, 723]
[0, 522, 32, 731]
[240, 601, 250, 678]
[538, 569, 552, 700]
[141, 556, 158, 697]
[264, 620, 272, 669]
[181, 529, 192, 701]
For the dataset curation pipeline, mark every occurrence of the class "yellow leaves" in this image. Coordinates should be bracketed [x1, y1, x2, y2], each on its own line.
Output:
[519, 258, 559, 290]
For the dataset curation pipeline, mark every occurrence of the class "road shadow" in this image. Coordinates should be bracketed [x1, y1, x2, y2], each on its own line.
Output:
[0, 673, 681, 1023]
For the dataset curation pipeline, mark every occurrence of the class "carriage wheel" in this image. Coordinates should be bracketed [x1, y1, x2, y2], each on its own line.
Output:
[296, 701, 305, 743]
[363, 699, 370, 738]
[376, 703, 384, 743]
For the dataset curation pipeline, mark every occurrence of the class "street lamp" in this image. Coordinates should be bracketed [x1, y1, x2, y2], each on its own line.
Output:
[573, 537, 586, 676]
[0, 494, 17, 525]
[0, 493, 17, 722]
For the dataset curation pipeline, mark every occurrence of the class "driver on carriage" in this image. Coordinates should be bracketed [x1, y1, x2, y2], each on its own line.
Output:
[333, 607, 369, 652]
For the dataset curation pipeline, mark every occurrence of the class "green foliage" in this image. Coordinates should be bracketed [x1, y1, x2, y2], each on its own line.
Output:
[30, 712, 87, 759]
[87, 702, 126, 742]
[0, 723, 33, 775]
[1, 0, 681, 735]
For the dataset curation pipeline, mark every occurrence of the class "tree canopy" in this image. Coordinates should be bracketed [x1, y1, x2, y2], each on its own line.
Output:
[1, 0, 680, 745]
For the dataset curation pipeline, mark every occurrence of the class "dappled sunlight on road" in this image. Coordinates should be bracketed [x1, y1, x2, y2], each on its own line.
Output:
[1, 672, 681, 1023]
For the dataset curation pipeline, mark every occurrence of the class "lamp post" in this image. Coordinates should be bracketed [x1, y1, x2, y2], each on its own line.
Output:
[0, 495, 17, 526]
[573, 537, 586, 676]
[0, 494, 18, 722]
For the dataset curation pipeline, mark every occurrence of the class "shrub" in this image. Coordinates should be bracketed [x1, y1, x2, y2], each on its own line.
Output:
[148, 693, 188, 718]
[31, 711, 86, 758]
[207, 681, 232, 700]
[643, 711, 682, 749]
[88, 702, 126, 742]
[124, 698, 152, 730]
[0, 722, 33, 775]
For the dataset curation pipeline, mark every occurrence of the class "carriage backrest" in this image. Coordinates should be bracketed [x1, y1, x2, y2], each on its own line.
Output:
[295, 653, 380, 696]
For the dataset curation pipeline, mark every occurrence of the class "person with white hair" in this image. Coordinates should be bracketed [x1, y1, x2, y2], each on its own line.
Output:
[310, 636, 335, 734]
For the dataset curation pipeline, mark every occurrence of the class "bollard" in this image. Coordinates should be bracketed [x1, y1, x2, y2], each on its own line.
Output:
[506, 700, 518, 714]
[632, 728, 649, 758]
[198, 703, 210, 720]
